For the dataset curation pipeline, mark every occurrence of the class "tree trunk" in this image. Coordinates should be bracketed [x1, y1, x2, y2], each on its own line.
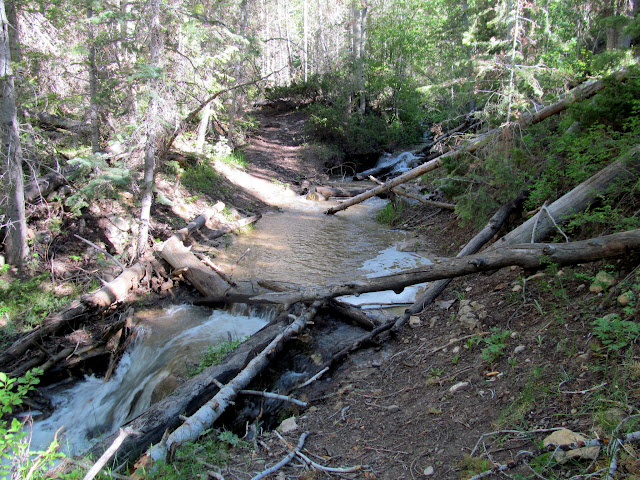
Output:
[89, 311, 295, 467]
[248, 229, 640, 305]
[228, 0, 248, 148]
[195, 102, 211, 153]
[137, 0, 162, 259]
[325, 60, 640, 215]
[393, 191, 528, 329]
[148, 303, 320, 464]
[491, 144, 640, 247]
[87, 2, 100, 154]
[0, 0, 27, 269]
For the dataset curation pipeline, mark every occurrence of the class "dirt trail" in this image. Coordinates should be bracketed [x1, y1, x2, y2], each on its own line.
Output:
[217, 108, 639, 480]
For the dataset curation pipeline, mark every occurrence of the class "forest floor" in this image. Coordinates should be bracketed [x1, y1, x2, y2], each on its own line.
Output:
[214, 107, 640, 480]
[4, 105, 640, 479]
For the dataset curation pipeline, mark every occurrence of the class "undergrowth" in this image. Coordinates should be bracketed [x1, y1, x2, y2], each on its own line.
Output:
[188, 338, 244, 377]
[0, 273, 76, 346]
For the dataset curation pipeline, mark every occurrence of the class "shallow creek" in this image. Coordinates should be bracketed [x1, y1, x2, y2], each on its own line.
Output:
[30, 176, 433, 457]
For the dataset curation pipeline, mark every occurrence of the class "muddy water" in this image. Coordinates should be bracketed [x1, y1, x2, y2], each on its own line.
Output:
[30, 182, 432, 458]
[218, 194, 429, 291]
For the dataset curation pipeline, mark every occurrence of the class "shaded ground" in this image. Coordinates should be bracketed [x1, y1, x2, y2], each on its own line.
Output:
[214, 109, 640, 480]
[5, 105, 639, 479]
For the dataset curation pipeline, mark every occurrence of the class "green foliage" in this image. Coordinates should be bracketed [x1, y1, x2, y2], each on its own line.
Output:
[146, 429, 251, 480]
[65, 155, 132, 215]
[457, 454, 494, 478]
[0, 274, 75, 341]
[568, 72, 640, 130]
[0, 369, 64, 479]
[376, 201, 404, 226]
[592, 315, 640, 353]
[481, 327, 510, 363]
[188, 338, 243, 376]
[182, 161, 220, 195]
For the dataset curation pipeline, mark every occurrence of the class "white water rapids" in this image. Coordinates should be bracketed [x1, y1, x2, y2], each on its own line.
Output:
[28, 151, 433, 458]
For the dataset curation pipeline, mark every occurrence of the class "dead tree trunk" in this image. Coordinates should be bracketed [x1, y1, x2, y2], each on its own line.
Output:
[0, 205, 228, 372]
[148, 303, 320, 464]
[248, 229, 640, 305]
[88, 310, 295, 467]
[0, 262, 145, 371]
[491, 144, 640, 247]
[325, 61, 640, 216]
[394, 190, 528, 329]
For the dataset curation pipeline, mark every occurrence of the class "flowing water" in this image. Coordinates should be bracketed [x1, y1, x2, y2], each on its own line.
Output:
[29, 171, 433, 457]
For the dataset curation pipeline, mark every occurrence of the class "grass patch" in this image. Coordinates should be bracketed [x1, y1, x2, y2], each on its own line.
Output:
[182, 161, 220, 194]
[376, 201, 404, 225]
[0, 273, 76, 346]
[145, 429, 251, 480]
[188, 338, 243, 377]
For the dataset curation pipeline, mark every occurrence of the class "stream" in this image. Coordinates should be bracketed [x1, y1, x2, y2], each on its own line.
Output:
[29, 153, 433, 458]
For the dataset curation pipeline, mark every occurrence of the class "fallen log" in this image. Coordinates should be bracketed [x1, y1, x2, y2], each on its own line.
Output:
[82, 263, 147, 308]
[491, 144, 640, 247]
[160, 238, 231, 298]
[24, 166, 74, 203]
[325, 60, 640, 216]
[88, 310, 294, 466]
[159, 205, 249, 298]
[369, 176, 455, 210]
[393, 190, 528, 330]
[29, 111, 92, 135]
[248, 229, 640, 305]
[325, 299, 379, 330]
[0, 205, 227, 373]
[148, 302, 321, 464]
[208, 214, 261, 239]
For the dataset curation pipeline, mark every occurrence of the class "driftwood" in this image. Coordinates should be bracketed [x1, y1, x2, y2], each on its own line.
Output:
[0, 204, 236, 373]
[492, 144, 640, 247]
[82, 263, 147, 308]
[159, 206, 262, 298]
[148, 302, 321, 464]
[325, 299, 379, 330]
[88, 310, 294, 466]
[29, 111, 92, 135]
[393, 190, 528, 329]
[159, 206, 234, 298]
[248, 229, 640, 305]
[325, 61, 640, 216]
[369, 176, 456, 210]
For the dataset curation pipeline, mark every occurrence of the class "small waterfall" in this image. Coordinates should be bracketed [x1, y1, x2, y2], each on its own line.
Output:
[29, 305, 272, 456]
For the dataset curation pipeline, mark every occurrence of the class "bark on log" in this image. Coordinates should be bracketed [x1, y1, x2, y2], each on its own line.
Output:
[25, 170, 66, 203]
[393, 191, 528, 329]
[29, 111, 92, 135]
[325, 61, 640, 216]
[0, 301, 87, 368]
[148, 303, 320, 464]
[173, 202, 225, 243]
[160, 238, 231, 298]
[88, 311, 294, 467]
[159, 204, 257, 298]
[249, 229, 640, 305]
[491, 144, 640, 247]
[325, 299, 379, 330]
[82, 263, 147, 308]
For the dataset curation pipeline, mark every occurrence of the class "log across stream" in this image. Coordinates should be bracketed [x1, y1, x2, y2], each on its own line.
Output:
[29, 192, 433, 457]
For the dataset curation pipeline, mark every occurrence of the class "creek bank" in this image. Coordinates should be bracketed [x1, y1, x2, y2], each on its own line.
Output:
[8, 106, 640, 479]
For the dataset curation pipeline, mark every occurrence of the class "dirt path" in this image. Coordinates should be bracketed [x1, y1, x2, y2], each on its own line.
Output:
[216, 109, 639, 480]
